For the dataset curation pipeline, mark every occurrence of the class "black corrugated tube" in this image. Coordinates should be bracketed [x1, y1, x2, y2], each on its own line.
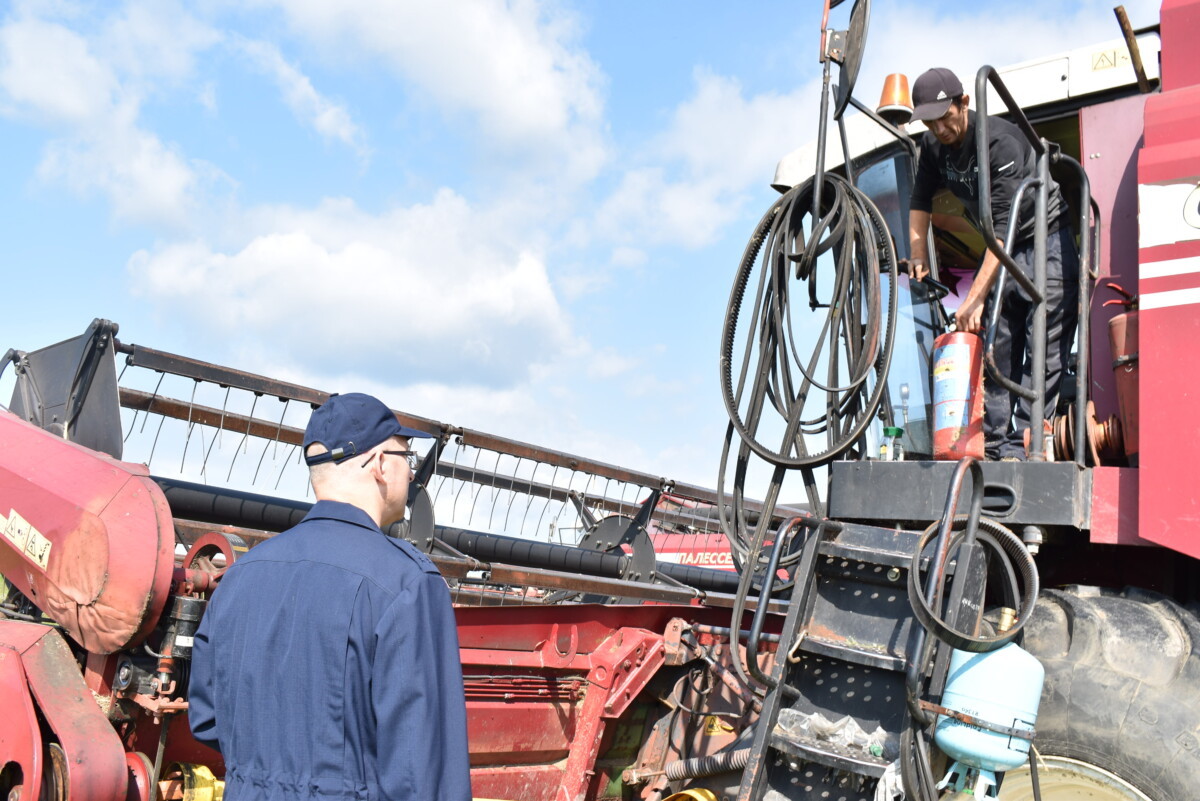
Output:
[663, 747, 753, 782]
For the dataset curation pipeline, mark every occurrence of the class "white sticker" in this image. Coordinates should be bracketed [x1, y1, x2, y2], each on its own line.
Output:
[4, 509, 31, 552]
[24, 528, 52, 570]
[174, 635, 195, 648]
[3, 509, 51, 570]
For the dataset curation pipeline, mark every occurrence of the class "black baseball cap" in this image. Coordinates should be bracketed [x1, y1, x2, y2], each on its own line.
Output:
[303, 392, 431, 466]
[911, 68, 964, 121]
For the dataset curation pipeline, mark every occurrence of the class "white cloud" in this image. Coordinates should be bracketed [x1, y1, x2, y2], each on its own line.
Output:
[38, 124, 203, 226]
[0, 9, 220, 227]
[99, 1, 221, 87]
[253, 0, 608, 181]
[594, 69, 813, 248]
[127, 189, 572, 386]
[587, 348, 637, 380]
[237, 38, 369, 160]
[198, 82, 217, 113]
[0, 18, 117, 125]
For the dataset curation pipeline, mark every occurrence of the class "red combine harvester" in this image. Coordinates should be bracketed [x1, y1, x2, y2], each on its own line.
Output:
[2, 1, 1199, 800]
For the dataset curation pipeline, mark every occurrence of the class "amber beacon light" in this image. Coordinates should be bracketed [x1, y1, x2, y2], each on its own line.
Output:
[877, 73, 914, 126]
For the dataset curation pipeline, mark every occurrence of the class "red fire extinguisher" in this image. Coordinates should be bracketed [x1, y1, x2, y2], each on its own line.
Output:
[932, 331, 985, 460]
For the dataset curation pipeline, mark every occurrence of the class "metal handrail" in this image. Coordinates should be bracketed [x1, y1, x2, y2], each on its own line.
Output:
[984, 177, 1042, 402]
[974, 65, 1097, 465]
[1058, 154, 1094, 465]
[904, 456, 985, 725]
[974, 66, 1047, 305]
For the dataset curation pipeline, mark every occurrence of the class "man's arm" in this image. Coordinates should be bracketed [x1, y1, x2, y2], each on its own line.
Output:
[956, 241, 1004, 333]
[908, 208, 933, 282]
[374, 573, 472, 801]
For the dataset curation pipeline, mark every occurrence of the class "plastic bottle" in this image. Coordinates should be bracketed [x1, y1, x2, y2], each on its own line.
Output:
[880, 426, 904, 461]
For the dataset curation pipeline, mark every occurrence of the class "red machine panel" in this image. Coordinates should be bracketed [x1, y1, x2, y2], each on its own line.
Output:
[0, 621, 129, 801]
[1135, 0, 1200, 558]
[0, 411, 175, 653]
[1080, 92, 1149, 425]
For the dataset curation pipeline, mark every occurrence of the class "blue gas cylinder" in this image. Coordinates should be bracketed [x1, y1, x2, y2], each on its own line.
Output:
[934, 643, 1045, 772]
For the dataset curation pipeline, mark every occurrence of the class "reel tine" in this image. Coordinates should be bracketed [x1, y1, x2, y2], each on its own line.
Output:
[138, 373, 165, 435]
[487, 450, 504, 529]
[274, 444, 299, 491]
[180, 379, 199, 472]
[502, 457, 522, 531]
[252, 399, 289, 485]
[535, 465, 560, 536]
[201, 387, 231, 479]
[226, 394, 259, 482]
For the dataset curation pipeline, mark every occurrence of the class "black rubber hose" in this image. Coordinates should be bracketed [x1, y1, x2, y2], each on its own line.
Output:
[717, 171, 898, 579]
[719, 173, 898, 471]
[906, 516, 1038, 652]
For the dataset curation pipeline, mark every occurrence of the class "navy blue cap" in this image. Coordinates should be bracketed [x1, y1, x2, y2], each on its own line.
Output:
[303, 393, 431, 466]
[911, 68, 964, 121]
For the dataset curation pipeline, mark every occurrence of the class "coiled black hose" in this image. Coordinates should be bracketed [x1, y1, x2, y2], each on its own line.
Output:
[901, 514, 1036, 801]
[717, 170, 899, 695]
[717, 171, 898, 571]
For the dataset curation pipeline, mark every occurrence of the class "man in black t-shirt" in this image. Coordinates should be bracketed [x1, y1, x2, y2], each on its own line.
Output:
[906, 68, 1078, 460]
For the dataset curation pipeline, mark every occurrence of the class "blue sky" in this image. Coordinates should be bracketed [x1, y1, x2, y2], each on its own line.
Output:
[0, 0, 1160, 493]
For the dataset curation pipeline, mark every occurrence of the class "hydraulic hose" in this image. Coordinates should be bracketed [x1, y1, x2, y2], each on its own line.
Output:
[717, 170, 899, 694]
[901, 514, 1037, 801]
[719, 171, 898, 472]
[906, 516, 1038, 653]
[717, 171, 899, 574]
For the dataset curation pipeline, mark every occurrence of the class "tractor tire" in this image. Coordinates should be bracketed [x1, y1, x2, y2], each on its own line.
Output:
[995, 586, 1200, 801]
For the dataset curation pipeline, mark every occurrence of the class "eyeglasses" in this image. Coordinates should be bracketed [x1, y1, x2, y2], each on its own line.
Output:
[360, 449, 419, 470]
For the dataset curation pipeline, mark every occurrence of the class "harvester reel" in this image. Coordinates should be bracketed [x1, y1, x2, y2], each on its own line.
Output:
[548, 513, 659, 604]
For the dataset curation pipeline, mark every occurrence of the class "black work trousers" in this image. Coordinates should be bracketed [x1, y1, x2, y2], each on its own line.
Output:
[983, 225, 1079, 460]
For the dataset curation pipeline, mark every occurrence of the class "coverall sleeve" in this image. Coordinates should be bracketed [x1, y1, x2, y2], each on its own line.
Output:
[373, 573, 472, 801]
[187, 592, 222, 752]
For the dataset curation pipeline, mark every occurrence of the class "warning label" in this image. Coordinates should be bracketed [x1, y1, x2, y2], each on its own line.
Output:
[2, 509, 52, 569]
[1091, 49, 1129, 72]
[703, 716, 733, 736]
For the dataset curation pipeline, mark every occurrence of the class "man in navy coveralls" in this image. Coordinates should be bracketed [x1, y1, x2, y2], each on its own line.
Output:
[189, 392, 471, 800]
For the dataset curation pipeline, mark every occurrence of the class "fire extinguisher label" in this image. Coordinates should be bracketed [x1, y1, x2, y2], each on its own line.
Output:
[934, 343, 972, 400]
[935, 401, 969, 430]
